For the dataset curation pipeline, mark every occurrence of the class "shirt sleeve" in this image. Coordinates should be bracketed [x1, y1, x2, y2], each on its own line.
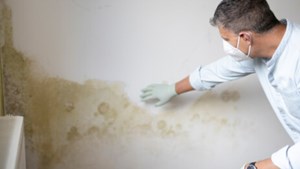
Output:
[271, 142, 300, 169]
[189, 56, 255, 90]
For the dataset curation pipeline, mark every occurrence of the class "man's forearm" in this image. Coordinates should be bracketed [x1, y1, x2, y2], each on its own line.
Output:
[245, 158, 279, 169]
[175, 76, 195, 94]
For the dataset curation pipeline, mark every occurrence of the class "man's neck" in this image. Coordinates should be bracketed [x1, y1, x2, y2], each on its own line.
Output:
[254, 23, 287, 58]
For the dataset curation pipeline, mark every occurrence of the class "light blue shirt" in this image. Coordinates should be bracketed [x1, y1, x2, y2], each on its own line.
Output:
[189, 19, 300, 169]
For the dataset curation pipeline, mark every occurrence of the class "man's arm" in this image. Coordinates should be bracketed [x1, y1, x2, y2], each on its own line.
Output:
[255, 158, 280, 169]
[175, 76, 194, 94]
[243, 158, 279, 169]
[271, 142, 300, 169]
[242, 142, 300, 169]
[141, 56, 255, 106]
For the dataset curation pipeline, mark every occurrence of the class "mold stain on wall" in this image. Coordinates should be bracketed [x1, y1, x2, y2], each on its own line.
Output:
[0, 5, 31, 116]
[1, 5, 249, 169]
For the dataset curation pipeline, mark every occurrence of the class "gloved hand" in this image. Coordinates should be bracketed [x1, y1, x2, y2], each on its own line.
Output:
[140, 84, 178, 107]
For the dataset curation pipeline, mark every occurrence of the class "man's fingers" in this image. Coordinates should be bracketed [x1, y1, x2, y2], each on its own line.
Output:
[141, 95, 157, 101]
[155, 100, 168, 107]
[140, 92, 152, 99]
[141, 87, 152, 92]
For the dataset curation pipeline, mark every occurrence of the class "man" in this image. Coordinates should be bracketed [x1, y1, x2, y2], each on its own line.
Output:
[140, 0, 300, 168]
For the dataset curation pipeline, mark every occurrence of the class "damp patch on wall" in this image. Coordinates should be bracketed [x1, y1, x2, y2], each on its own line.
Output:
[22, 78, 246, 169]
[0, 5, 254, 169]
[0, 5, 31, 116]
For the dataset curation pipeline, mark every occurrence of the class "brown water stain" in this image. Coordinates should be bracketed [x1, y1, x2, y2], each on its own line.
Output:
[67, 126, 82, 142]
[1, 5, 244, 169]
[220, 90, 240, 102]
[157, 120, 167, 130]
[64, 102, 75, 112]
[1, 6, 32, 116]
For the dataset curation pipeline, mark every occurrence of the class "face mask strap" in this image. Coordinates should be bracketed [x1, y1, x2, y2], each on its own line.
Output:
[247, 45, 252, 57]
[236, 36, 241, 48]
[237, 35, 252, 57]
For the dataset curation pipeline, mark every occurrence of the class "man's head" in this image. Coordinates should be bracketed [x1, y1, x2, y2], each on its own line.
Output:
[210, 0, 280, 34]
[211, 0, 284, 59]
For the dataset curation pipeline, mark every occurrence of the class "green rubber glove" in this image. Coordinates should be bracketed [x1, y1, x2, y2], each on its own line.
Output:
[140, 84, 178, 107]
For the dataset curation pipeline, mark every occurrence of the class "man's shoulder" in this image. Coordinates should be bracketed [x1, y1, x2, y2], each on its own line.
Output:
[288, 20, 300, 34]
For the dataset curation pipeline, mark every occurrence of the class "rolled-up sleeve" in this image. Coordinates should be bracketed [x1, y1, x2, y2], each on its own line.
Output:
[189, 56, 255, 90]
[272, 142, 300, 169]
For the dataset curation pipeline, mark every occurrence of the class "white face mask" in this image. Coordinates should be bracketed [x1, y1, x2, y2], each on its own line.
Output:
[223, 36, 252, 61]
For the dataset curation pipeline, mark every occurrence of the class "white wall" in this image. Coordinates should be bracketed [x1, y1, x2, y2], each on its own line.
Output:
[4, 0, 299, 169]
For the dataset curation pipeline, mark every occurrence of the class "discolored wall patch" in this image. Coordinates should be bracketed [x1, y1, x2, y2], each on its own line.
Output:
[0, 6, 31, 116]
[0, 4, 250, 169]
[220, 90, 240, 102]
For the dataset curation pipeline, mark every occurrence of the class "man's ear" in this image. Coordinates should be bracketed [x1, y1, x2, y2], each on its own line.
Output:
[239, 32, 252, 45]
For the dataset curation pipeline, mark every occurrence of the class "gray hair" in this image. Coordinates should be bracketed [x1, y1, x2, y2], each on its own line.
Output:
[210, 0, 280, 34]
